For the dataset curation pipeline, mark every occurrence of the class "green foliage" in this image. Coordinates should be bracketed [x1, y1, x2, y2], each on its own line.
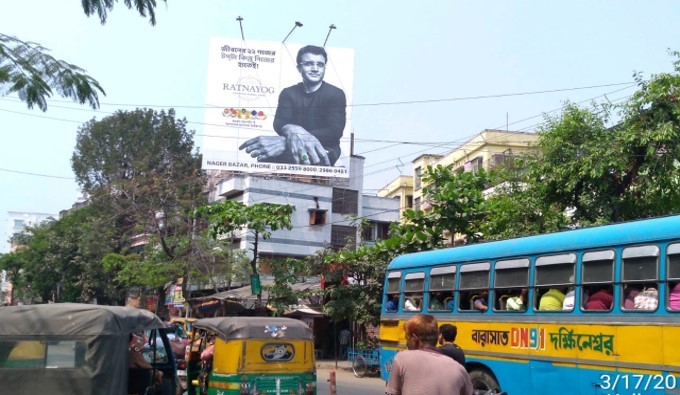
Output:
[0, 34, 105, 111]
[81, 0, 166, 26]
[72, 108, 204, 253]
[1, 206, 126, 304]
[479, 163, 568, 240]
[266, 257, 308, 316]
[526, 54, 680, 225]
[196, 200, 295, 299]
[0, 0, 165, 110]
[197, 200, 295, 242]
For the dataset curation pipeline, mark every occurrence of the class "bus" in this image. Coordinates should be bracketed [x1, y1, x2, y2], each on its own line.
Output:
[379, 215, 680, 395]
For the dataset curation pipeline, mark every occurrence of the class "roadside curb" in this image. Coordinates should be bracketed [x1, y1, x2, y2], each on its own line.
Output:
[316, 360, 352, 371]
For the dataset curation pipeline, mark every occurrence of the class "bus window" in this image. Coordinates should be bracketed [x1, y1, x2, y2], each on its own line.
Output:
[428, 266, 456, 311]
[385, 271, 401, 312]
[535, 253, 575, 311]
[493, 258, 529, 311]
[458, 262, 490, 311]
[582, 250, 614, 311]
[667, 243, 680, 311]
[403, 272, 425, 312]
[622, 245, 659, 311]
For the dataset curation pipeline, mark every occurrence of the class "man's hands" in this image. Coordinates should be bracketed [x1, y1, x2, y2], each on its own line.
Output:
[281, 124, 330, 166]
[239, 136, 287, 162]
[239, 125, 330, 166]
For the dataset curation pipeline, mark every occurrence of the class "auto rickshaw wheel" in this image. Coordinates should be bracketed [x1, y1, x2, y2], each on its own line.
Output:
[352, 355, 368, 378]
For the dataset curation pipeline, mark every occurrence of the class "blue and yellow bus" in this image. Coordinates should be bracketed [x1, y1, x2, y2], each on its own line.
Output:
[380, 215, 680, 395]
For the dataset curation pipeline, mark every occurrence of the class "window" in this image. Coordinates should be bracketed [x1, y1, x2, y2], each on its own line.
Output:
[12, 219, 24, 231]
[330, 225, 356, 250]
[622, 245, 659, 311]
[406, 195, 413, 209]
[429, 266, 456, 311]
[535, 253, 575, 311]
[494, 258, 529, 311]
[582, 250, 615, 312]
[362, 224, 374, 241]
[465, 156, 483, 173]
[458, 262, 490, 311]
[667, 243, 680, 311]
[332, 188, 358, 215]
[385, 271, 401, 312]
[414, 197, 421, 211]
[308, 209, 326, 225]
[414, 167, 422, 189]
[0, 340, 86, 369]
[376, 222, 390, 240]
[403, 272, 425, 312]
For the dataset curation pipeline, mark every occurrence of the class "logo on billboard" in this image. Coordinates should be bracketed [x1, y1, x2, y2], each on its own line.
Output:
[223, 76, 274, 101]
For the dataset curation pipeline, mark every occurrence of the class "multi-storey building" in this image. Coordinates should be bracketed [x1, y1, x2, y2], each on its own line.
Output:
[205, 155, 400, 276]
[5, 211, 56, 252]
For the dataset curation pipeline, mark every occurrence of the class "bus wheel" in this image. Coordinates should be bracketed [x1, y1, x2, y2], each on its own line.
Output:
[469, 369, 501, 394]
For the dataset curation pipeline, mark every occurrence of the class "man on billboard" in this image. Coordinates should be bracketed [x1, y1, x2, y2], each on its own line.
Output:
[238, 45, 346, 166]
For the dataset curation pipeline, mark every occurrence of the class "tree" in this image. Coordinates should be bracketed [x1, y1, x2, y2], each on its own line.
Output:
[0, 0, 165, 111]
[525, 56, 680, 225]
[1, 205, 126, 304]
[478, 162, 569, 240]
[72, 108, 205, 294]
[196, 200, 295, 302]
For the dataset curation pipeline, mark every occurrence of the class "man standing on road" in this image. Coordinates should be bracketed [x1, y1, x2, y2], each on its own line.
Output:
[437, 324, 466, 366]
[385, 314, 472, 395]
[338, 327, 351, 359]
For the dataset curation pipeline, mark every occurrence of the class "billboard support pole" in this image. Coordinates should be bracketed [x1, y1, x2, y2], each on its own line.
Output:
[282, 21, 303, 44]
[236, 16, 245, 40]
[323, 24, 336, 47]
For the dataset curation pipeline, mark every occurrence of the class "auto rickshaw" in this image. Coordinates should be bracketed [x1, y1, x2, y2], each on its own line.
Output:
[0, 303, 178, 395]
[186, 316, 316, 395]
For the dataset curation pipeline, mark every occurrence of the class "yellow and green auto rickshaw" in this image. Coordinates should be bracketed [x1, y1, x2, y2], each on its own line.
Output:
[186, 316, 316, 395]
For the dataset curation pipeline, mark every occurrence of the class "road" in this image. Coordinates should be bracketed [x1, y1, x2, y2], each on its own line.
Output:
[316, 366, 386, 395]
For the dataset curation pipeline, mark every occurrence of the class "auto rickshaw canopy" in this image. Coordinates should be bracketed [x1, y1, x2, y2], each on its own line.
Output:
[0, 303, 167, 395]
[193, 316, 313, 341]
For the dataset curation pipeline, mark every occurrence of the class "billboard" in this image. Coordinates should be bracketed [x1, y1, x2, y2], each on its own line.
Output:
[202, 38, 355, 178]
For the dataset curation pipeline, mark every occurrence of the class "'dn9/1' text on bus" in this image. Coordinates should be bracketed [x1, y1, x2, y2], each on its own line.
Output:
[380, 215, 680, 395]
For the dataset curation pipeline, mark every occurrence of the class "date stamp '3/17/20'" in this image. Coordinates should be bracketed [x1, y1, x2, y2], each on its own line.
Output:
[596, 374, 677, 394]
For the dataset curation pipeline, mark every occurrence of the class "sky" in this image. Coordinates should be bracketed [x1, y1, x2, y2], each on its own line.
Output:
[1, 0, 679, 252]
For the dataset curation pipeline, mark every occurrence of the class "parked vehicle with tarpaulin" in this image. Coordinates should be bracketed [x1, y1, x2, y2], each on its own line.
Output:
[0, 303, 178, 395]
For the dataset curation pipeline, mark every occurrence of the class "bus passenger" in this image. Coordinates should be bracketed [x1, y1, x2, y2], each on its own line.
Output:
[386, 294, 398, 311]
[584, 286, 613, 310]
[404, 294, 422, 311]
[670, 282, 680, 310]
[506, 289, 527, 311]
[634, 284, 659, 310]
[473, 291, 488, 312]
[429, 292, 446, 310]
[623, 284, 641, 309]
[538, 288, 565, 311]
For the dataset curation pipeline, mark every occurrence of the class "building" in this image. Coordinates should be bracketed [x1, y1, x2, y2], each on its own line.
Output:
[205, 156, 400, 274]
[5, 211, 56, 252]
[377, 175, 413, 222]
[378, 129, 540, 244]
[411, 130, 539, 210]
